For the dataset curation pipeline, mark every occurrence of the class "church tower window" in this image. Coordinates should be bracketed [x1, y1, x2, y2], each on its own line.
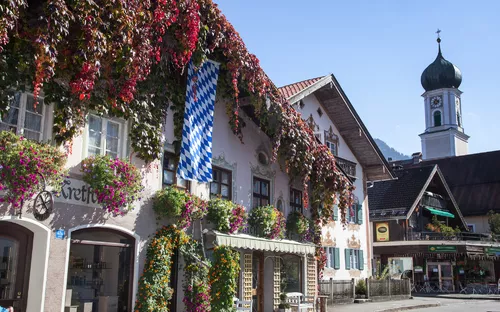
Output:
[433, 111, 442, 127]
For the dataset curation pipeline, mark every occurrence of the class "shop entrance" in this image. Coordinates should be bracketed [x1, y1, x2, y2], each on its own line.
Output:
[427, 262, 454, 291]
[252, 251, 264, 312]
[0, 222, 33, 312]
[66, 228, 135, 312]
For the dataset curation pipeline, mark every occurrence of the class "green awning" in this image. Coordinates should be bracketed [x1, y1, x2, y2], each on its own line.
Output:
[424, 206, 455, 218]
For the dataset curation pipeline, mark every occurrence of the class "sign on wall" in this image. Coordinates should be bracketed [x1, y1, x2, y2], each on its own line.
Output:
[375, 222, 389, 242]
[54, 178, 102, 208]
[428, 245, 457, 253]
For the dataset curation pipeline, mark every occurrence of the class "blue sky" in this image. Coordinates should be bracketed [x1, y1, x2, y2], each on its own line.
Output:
[214, 0, 500, 156]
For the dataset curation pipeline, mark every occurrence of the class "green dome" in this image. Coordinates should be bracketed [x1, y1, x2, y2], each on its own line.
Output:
[421, 42, 462, 92]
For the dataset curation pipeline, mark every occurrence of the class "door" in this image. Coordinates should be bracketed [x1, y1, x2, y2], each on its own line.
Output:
[252, 252, 264, 312]
[0, 222, 33, 312]
[427, 262, 454, 292]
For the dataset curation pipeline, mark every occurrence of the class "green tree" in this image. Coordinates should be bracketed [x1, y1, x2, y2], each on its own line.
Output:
[488, 211, 500, 234]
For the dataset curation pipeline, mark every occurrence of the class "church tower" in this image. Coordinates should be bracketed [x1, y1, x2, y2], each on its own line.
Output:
[420, 32, 469, 160]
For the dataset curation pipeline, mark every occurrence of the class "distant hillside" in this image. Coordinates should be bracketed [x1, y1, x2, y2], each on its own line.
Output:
[374, 138, 410, 161]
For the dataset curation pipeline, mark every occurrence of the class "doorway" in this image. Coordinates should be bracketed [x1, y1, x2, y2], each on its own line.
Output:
[427, 262, 454, 291]
[252, 251, 264, 312]
[0, 222, 33, 312]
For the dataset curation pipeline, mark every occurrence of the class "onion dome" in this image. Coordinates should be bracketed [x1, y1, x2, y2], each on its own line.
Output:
[421, 37, 462, 92]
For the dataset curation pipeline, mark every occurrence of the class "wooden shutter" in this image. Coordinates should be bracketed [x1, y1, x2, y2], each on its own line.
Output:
[334, 248, 340, 270]
[333, 204, 339, 221]
[357, 204, 363, 224]
[358, 250, 364, 270]
[345, 249, 350, 270]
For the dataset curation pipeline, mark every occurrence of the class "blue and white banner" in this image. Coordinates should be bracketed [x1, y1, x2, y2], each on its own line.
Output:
[178, 59, 220, 182]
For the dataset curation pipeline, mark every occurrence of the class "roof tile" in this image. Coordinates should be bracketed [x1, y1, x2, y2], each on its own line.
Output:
[278, 76, 325, 99]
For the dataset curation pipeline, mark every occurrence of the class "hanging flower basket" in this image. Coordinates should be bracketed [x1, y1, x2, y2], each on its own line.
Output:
[207, 197, 247, 234]
[248, 205, 285, 239]
[81, 155, 143, 215]
[286, 211, 312, 241]
[0, 131, 67, 208]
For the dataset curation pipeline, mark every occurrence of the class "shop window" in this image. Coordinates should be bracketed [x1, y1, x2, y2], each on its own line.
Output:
[210, 166, 232, 200]
[280, 255, 302, 293]
[87, 114, 124, 158]
[0, 92, 46, 141]
[290, 188, 303, 213]
[252, 177, 270, 208]
[67, 228, 135, 312]
[163, 153, 190, 190]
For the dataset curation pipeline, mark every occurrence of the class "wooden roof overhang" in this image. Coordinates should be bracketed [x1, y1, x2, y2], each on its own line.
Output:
[288, 75, 394, 181]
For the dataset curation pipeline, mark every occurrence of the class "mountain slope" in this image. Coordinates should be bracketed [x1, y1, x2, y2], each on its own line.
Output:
[374, 138, 410, 161]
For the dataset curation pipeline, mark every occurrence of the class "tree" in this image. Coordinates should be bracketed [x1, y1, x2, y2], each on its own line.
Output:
[488, 210, 500, 235]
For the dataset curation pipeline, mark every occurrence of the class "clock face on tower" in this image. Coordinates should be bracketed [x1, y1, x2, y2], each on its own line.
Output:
[431, 96, 442, 108]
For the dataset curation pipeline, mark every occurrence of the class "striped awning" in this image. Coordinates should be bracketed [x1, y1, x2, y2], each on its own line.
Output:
[210, 231, 316, 255]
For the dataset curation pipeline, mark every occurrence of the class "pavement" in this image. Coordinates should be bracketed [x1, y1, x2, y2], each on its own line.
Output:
[327, 295, 500, 312]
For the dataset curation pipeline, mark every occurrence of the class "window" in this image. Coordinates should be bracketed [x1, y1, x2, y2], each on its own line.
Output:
[252, 177, 270, 208]
[290, 188, 303, 213]
[280, 255, 302, 293]
[323, 247, 340, 269]
[326, 140, 338, 156]
[210, 166, 232, 200]
[163, 153, 190, 190]
[348, 203, 363, 224]
[345, 249, 364, 270]
[0, 92, 46, 141]
[67, 228, 135, 311]
[433, 111, 442, 127]
[467, 224, 475, 233]
[87, 114, 123, 158]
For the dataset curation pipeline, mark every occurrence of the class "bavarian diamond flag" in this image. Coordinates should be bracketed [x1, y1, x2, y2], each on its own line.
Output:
[177, 59, 220, 182]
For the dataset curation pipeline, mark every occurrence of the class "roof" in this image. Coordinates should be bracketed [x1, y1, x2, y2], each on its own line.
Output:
[368, 165, 467, 227]
[394, 150, 500, 216]
[368, 166, 435, 216]
[421, 40, 462, 92]
[279, 76, 324, 99]
[278, 75, 394, 181]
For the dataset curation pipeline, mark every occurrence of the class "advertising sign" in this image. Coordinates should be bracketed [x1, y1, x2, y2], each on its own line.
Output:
[376, 222, 390, 242]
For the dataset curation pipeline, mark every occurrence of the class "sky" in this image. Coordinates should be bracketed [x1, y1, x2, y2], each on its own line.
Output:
[214, 0, 500, 156]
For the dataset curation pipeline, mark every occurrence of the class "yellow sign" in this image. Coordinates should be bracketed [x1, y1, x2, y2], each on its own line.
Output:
[376, 222, 389, 242]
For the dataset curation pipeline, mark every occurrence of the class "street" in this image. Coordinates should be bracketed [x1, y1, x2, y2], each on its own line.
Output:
[329, 297, 500, 312]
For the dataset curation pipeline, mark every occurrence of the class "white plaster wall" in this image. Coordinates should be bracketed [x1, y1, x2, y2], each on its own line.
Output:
[455, 136, 468, 156]
[464, 216, 491, 234]
[296, 94, 369, 281]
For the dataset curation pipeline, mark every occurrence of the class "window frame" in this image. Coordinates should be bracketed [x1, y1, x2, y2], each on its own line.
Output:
[326, 140, 338, 156]
[348, 204, 358, 224]
[0, 92, 47, 142]
[162, 152, 191, 191]
[252, 176, 271, 208]
[290, 188, 303, 213]
[84, 114, 126, 159]
[210, 166, 232, 200]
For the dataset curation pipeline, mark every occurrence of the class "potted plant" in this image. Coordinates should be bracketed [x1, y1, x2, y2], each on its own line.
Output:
[207, 197, 247, 234]
[355, 279, 367, 299]
[248, 205, 285, 239]
[286, 211, 311, 241]
[277, 293, 291, 312]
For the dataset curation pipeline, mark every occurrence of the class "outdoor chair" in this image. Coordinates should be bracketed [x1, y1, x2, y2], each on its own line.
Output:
[285, 292, 315, 311]
[235, 299, 252, 311]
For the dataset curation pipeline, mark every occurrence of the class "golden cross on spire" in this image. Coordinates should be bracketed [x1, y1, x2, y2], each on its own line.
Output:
[436, 29, 442, 44]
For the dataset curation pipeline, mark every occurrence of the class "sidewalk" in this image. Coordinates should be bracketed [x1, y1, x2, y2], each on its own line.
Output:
[328, 297, 445, 312]
[413, 293, 500, 301]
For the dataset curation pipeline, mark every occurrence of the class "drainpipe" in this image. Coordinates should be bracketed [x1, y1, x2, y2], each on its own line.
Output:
[363, 172, 372, 276]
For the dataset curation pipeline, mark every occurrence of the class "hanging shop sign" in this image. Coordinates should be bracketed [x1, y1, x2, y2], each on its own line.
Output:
[414, 266, 423, 273]
[485, 247, 500, 255]
[376, 222, 390, 242]
[428, 245, 457, 253]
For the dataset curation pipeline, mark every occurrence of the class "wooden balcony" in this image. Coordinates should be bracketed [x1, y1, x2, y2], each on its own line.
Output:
[336, 156, 356, 180]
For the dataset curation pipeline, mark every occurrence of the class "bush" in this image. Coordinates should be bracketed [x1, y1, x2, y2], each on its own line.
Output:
[488, 210, 500, 235]
[355, 279, 367, 297]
